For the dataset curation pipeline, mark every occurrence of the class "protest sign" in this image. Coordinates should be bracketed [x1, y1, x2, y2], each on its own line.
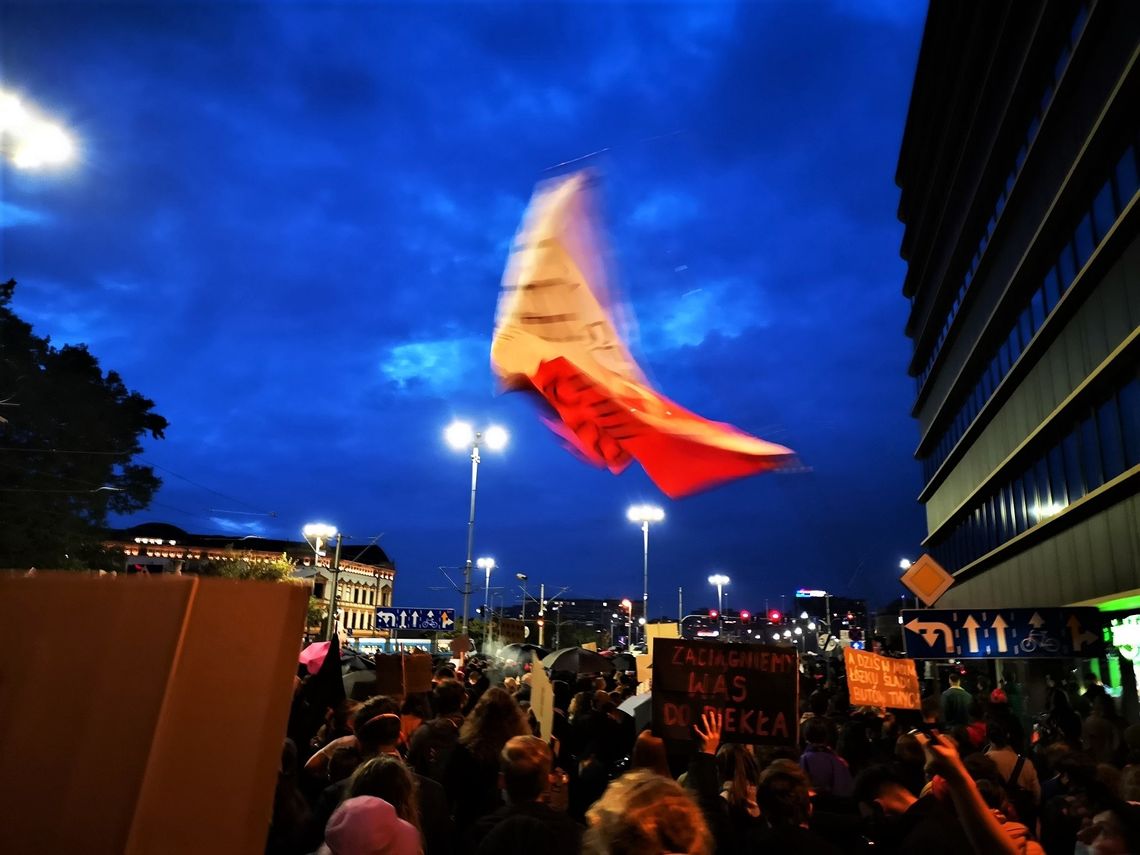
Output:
[530, 652, 554, 740]
[635, 654, 652, 684]
[652, 638, 798, 746]
[582, 641, 597, 651]
[843, 647, 921, 710]
[372, 653, 433, 696]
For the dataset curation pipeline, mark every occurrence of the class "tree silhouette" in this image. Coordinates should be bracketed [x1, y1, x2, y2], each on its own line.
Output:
[0, 279, 168, 569]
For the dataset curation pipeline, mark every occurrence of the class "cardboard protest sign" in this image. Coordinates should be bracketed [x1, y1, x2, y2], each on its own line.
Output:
[652, 638, 798, 746]
[530, 652, 554, 740]
[403, 654, 433, 694]
[635, 654, 652, 684]
[645, 622, 679, 659]
[843, 648, 921, 709]
[582, 641, 597, 651]
[373, 653, 434, 696]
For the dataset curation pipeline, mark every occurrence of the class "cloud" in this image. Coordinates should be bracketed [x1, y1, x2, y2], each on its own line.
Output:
[380, 336, 489, 395]
[209, 516, 268, 536]
[0, 201, 50, 228]
[638, 278, 769, 352]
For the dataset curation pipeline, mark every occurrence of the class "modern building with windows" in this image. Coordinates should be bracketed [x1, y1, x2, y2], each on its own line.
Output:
[896, 2, 1139, 610]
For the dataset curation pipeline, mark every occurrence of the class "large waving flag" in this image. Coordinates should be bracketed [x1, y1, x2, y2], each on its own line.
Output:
[491, 171, 796, 498]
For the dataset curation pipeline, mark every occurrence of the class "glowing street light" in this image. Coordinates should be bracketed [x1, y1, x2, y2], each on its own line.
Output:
[477, 556, 495, 620]
[627, 504, 664, 643]
[899, 558, 913, 570]
[708, 574, 729, 631]
[0, 90, 75, 169]
[303, 522, 342, 641]
[445, 420, 509, 638]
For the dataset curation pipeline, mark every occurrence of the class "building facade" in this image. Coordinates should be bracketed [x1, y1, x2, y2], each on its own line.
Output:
[107, 522, 396, 644]
[897, 1, 1139, 610]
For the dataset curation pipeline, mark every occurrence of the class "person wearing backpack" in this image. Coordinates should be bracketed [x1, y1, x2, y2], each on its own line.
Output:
[985, 719, 1040, 830]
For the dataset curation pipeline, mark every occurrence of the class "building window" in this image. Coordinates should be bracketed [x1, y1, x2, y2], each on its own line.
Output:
[314, 583, 325, 599]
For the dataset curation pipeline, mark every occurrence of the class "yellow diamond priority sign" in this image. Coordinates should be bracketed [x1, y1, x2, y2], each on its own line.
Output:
[900, 554, 954, 606]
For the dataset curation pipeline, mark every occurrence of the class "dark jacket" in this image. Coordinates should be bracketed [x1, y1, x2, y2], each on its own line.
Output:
[469, 801, 582, 855]
[443, 742, 503, 833]
[940, 686, 971, 727]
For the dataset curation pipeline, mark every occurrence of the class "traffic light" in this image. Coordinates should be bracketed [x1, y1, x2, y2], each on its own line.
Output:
[740, 610, 751, 622]
[709, 609, 718, 619]
[768, 610, 782, 623]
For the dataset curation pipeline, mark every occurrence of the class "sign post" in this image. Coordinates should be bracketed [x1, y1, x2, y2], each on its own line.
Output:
[376, 607, 456, 632]
[651, 637, 798, 747]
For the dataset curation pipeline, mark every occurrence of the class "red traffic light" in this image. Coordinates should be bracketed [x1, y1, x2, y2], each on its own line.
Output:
[768, 610, 782, 623]
[709, 609, 719, 618]
[740, 610, 751, 622]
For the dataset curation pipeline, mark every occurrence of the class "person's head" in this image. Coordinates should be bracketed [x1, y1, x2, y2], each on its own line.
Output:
[948, 671, 962, 686]
[1051, 688, 1072, 712]
[803, 717, 832, 747]
[756, 762, 811, 829]
[459, 686, 530, 763]
[1077, 804, 1140, 855]
[854, 764, 918, 818]
[1120, 765, 1140, 803]
[503, 676, 518, 694]
[1057, 752, 1099, 789]
[920, 695, 941, 723]
[433, 665, 455, 683]
[346, 756, 420, 831]
[716, 744, 759, 808]
[962, 753, 1005, 811]
[432, 678, 466, 717]
[809, 690, 830, 716]
[321, 795, 420, 855]
[986, 719, 1010, 749]
[583, 769, 712, 855]
[569, 691, 595, 720]
[356, 713, 403, 756]
[631, 731, 670, 778]
[353, 695, 401, 735]
[893, 733, 924, 768]
[498, 735, 552, 804]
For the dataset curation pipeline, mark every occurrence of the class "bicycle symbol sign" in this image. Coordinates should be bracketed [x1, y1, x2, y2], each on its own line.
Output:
[902, 607, 1103, 659]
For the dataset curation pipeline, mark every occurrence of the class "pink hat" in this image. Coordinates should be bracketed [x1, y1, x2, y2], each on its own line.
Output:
[318, 796, 420, 855]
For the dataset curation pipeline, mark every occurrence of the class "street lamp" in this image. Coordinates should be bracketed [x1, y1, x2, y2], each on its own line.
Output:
[621, 598, 633, 646]
[627, 504, 664, 643]
[708, 574, 729, 631]
[303, 522, 342, 641]
[477, 556, 495, 621]
[0, 90, 75, 169]
[445, 420, 509, 638]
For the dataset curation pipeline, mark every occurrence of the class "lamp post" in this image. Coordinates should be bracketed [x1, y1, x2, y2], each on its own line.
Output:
[708, 574, 729, 633]
[627, 505, 664, 644]
[303, 522, 342, 641]
[621, 598, 633, 647]
[900, 557, 917, 609]
[445, 420, 509, 639]
[477, 556, 495, 622]
[517, 572, 529, 638]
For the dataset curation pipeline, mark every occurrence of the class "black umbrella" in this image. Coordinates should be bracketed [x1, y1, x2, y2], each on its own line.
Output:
[499, 643, 548, 664]
[610, 652, 637, 672]
[541, 647, 615, 675]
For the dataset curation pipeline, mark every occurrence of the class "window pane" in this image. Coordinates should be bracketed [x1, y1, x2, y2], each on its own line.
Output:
[1031, 287, 1047, 330]
[1097, 395, 1126, 480]
[1120, 377, 1140, 467]
[1022, 470, 1039, 527]
[1115, 145, 1139, 206]
[1058, 244, 1077, 288]
[1081, 414, 1104, 491]
[1063, 427, 1084, 501]
[1019, 308, 1034, 350]
[1035, 458, 1052, 514]
[1012, 477, 1027, 534]
[1092, 180, 1117, 242]
[1073, 213, 1095, 269]
[1044, 268, 1062, 312]
[1048, 445, 1068, 508]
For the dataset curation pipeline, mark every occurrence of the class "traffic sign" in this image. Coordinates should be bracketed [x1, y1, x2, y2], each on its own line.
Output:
[375, 607, 456, 632]
[901, 607, 1104, 659]
[900, 554, 954, 606]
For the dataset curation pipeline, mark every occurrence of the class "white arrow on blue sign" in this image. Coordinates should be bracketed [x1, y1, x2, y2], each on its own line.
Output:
[375, 607, 456, 633]
[901, 607, 1103, 659]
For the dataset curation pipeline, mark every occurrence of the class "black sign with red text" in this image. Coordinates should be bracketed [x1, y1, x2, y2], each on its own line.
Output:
[652, 637, 798, 747]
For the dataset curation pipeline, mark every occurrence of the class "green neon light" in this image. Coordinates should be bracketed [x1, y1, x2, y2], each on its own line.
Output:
[1096, 595, 1140, 613]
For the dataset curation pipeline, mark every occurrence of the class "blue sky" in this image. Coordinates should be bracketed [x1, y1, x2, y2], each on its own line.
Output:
[2, 0, 928, 616]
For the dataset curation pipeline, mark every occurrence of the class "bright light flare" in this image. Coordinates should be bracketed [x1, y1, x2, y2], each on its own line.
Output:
[445, 420, 475, 450]
[707, 573, 730, 587]
[476, 556, 496, 570]
[12, 122, 73, 168]
[0, 93, 30, 134]
[627, 504, 665, 523]
[899, 558, 913, 570]
[1031, 502, 1067, 521]
[483, 424, 509, 451]
[302, 522, 337, 539]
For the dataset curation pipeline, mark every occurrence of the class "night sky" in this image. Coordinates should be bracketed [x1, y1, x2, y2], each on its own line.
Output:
[2, 1, 929, 617]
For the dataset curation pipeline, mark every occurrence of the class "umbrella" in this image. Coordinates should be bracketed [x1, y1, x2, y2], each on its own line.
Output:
[343, 669, 379, 701]
[611, 652, 637, 672]
[341, 651, 374, 674]
[618, 693, 653, 731]
[299, 641, 331, 676]
[499, 643, 548, 664]
[541, 647, 615, 675]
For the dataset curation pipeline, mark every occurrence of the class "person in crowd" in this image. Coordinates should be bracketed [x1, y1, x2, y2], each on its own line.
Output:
[853, 763, 971, 852]
[266, 739, 318, 855]
[985, 719, 1040, 808]
[400, 695, 431, 749]
[1047, 686, 1082, 746]
[1076, 801, 1140, 853]
[346, 756, 421, 834]
[963, 753, 1044, 855]
[630, 730, 670, 778]
[317, 795, 420, 855]
[1083, 694, 1121, 765]
[444, 686, 530, 833]
[583, 769, 713, 855]
[305, 695, 400, 778]
[941, 671, 971, 728]
[463, 667, 491, 714]
[892, 731, 927, 797]
[407, 679, 465, 784]
[754, 761, 841, 853]
[468, 735, 581, 855]
[987, 687, 1027, 754]
[800, 717, 854, 798]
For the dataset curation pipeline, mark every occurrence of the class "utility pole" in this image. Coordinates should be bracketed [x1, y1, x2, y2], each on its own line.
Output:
[678, 586, 683, 632]
[324, 533, 343, 641]
[538, 582, 546, 647]
[517, 573, 529, 640]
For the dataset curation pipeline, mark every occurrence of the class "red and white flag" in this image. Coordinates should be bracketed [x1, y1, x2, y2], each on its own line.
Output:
[491, 172, 795, 498]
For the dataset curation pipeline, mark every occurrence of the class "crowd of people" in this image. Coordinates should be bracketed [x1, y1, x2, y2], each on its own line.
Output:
[269, 651, 1140, 854]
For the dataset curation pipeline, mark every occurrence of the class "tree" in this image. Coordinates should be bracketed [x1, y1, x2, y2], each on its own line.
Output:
[0, 279, 168, 568]
[186, 550, 300, 583]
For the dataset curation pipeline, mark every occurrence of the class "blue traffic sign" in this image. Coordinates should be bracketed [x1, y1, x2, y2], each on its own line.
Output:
[902, 607, 1104, 659]
[375, 607, 456, 632]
